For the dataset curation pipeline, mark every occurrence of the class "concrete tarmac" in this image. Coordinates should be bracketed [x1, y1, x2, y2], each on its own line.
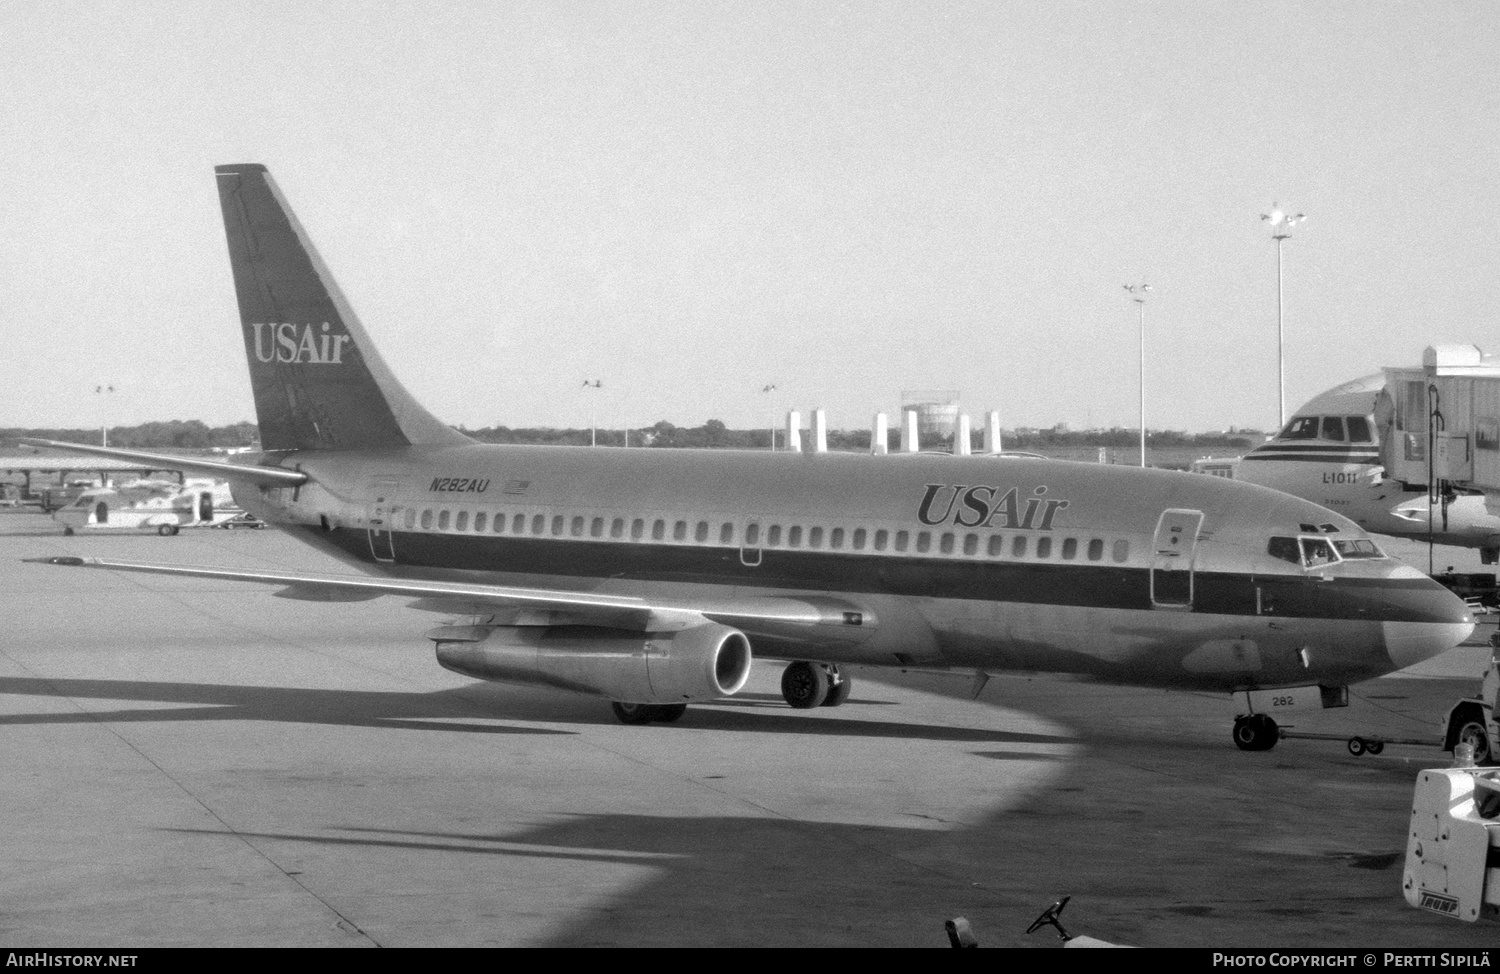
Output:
[1, 510, 1495, 948]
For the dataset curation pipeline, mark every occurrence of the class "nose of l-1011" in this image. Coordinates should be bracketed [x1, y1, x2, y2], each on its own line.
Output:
[1381, 578, 1475, 671]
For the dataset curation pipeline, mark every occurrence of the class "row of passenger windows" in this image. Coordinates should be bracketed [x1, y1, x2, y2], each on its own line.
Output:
[396, 507, 1132, 563]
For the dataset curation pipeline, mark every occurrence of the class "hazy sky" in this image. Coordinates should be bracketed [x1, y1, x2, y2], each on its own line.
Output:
[3, 2, 1497, 436]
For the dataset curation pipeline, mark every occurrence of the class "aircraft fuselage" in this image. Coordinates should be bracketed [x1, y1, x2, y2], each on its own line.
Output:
[232, 442, 1469, 695]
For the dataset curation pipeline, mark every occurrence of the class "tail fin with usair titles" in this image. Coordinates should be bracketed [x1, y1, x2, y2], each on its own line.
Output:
[213, 164, 471, 452]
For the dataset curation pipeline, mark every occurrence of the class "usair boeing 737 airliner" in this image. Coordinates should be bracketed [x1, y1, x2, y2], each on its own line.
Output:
[26, 164, 1475, 751]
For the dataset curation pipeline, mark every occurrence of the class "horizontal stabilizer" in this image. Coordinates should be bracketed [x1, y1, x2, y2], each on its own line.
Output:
[18, 438, 307, 487]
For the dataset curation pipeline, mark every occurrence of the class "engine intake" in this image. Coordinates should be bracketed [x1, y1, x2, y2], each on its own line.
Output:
[430, 622, 752, 703]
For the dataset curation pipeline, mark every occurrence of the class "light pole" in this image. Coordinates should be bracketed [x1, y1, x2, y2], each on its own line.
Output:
[762, 383, 778, 450]
[1261, 203, 1305, 430]
[1123, 284, 1150, 467]
[582, 379, 602, 446]
[95, 384, 115, 447]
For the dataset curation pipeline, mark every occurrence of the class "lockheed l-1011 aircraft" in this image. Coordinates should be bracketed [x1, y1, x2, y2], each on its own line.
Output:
[26, 164, 1475, 750]
[1211, 374, 1500, 560]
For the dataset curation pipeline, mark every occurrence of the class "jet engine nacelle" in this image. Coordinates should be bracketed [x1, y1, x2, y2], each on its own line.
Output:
[429, 622, 753, 703]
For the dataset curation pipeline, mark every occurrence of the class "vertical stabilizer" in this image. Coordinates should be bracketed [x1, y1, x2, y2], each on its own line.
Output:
[214, 164, 471, 451]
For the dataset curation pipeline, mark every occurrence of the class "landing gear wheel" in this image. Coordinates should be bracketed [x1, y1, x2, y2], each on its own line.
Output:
[821, 675, 852, 707]
[157, 524, 179, 536]
[611, 701, 658, 725]
[1232, 714, 1279, 752]
[1456, 719, 1492, 765]
[1347, 737, 1366, 756]
[781, 661, 830, 709]
[63, 527, 74, 536]
[1366, 741, 1384, 755]
[654, 704, 687, 723]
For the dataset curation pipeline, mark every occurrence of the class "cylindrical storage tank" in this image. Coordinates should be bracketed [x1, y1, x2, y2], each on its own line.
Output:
[914, 401, 960, 439]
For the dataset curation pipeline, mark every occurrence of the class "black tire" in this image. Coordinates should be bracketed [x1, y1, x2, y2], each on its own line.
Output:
[654, 704, 687, 723]
[781, 661, 830, 709]
[1347, 737, 1366, 756]
[62, 527, 74, 536]
[611, 701, 658, 725]
[821, 676, 852, 707]
[1366, 741, 1384, 755]
[1232, 714, 1279, 752]
[157, 524, 179, 536]
[1455, 718, 1492, 765]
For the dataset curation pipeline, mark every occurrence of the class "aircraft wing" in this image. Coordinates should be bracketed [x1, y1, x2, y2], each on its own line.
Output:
[27, 556, 876, 644]
[19, 439, 307, 488]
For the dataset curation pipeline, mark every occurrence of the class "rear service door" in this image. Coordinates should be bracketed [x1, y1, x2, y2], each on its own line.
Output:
[367, 478, 401, 563]
[1151, 508, 1203, 609]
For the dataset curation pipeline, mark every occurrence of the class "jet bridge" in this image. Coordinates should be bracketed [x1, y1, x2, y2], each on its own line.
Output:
[1383, 345, 1500, 560]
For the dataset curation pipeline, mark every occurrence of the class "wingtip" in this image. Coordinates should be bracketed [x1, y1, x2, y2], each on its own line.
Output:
[23, 556, 90, 566]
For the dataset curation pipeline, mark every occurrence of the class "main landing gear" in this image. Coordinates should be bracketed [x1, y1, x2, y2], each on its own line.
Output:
[780, 661, 852, 709]
[609, 660, 853, 724]
[610, 702, 687, 725]
[1232, 713, 1280, 752]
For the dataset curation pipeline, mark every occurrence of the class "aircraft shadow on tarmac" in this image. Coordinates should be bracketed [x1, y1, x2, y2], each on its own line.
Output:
[0, 675, 1075, 746]
[453, 679, 1074, 744]
[0, 676, 570, 736]
[151, 761, 1497, 948]
[720, 690, 899, 707]
[158, 815, 980, 947]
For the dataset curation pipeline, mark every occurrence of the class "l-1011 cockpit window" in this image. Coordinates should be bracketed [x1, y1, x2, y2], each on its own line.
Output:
[1279, 417, 1321, 440]
[1278, 415, 1376, 443]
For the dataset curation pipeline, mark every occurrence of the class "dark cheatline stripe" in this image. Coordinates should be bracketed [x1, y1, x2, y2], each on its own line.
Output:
[298, 526, 1459, 624]
[1249, 443, 1378, 453]
[1242, 452, 1379, 464]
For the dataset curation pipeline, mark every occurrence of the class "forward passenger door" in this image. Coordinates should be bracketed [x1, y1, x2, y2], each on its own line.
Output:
[1151, 508, 1203, 609]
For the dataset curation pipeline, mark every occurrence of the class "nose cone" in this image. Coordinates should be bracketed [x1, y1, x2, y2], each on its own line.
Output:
[1382, 577, 1475, 671]
[1383, 620, 1474, 671]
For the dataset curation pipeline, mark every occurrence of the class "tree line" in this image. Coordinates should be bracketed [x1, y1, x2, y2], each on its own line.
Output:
[3, 419, 1255, 453]
[1, 420, 260, 450]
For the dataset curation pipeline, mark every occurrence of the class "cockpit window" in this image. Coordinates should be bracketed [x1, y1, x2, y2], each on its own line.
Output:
[1319, 416, 1345, 441]
[1269, 535, 1360, 567]
[1300, 537, 1337, 567]
[1333, 538, 1383, 559]
[1278, 417, 1320, 440]
[1345, 416, 1373, 443]
[1268, 537, 1300, 564]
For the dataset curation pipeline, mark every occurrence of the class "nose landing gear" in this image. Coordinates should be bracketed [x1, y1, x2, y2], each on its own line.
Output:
[1232, 713, 1280, 751]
